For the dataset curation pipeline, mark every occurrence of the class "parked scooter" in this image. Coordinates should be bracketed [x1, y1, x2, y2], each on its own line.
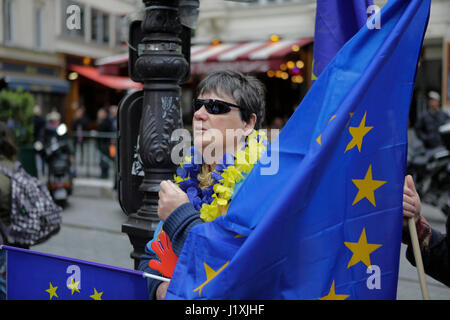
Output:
[407, 121, 450, 216]
[34, 123, 73, 207]
[437, 120, 450, 216]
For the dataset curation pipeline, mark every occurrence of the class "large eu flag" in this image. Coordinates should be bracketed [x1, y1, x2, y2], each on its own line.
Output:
[2, 246, 148, 300]
[312, 0, 373, 81]
[166, 0, 431, 300]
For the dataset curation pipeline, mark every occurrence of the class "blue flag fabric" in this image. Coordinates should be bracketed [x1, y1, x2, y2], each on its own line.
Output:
[166, 0, 430, 300]
[2, 245, 149, 300]
[312, 0, 373, 81]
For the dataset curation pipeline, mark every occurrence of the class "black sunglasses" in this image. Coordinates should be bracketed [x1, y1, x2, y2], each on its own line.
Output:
[193, 99, 242, 115]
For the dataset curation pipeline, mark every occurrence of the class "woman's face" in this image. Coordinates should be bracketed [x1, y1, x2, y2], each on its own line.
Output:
[193, 91, 255, 163]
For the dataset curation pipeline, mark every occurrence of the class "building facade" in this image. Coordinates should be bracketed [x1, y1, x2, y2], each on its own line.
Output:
[0, 0, 142, 128]
[193, 0, 450, 126]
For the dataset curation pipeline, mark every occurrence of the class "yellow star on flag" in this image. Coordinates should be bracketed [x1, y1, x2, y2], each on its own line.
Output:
[345, 111, 373, 153]
[319, 280, 349, 300]
[90, 288, 103, 300]
[316, 115, 336, 145]
[344, 228, 382, 269]
[352, 165, 387, 206]
[193, 261, 229, 297]
[45, 282, 58, 300]
[67, 278, 80, 295]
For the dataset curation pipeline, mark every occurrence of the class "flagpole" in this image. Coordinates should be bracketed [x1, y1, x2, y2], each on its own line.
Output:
[143, 272, 170, 283]
[407, 218, 430, 300]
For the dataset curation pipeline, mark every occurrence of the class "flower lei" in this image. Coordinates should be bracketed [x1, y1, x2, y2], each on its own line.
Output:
[174, 130, 269, 222]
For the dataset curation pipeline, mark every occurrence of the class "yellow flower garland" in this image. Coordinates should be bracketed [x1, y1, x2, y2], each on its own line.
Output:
[198, 130, 268, 222]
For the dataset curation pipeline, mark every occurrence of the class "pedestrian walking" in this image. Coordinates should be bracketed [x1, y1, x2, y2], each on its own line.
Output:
[33, 105, 46, 178]
[414, 91, 449, 149]
[72, 106, 88, 166]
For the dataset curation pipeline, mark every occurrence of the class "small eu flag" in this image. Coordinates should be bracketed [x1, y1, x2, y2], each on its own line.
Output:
[166, 0, 431, 300]
[2, 245, 149, 300]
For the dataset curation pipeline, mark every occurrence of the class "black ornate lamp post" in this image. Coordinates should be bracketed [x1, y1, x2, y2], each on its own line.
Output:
[119, 0, 198, 269]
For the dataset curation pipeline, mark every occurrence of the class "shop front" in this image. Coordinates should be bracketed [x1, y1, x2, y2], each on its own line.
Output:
[0, 59, 69, 117]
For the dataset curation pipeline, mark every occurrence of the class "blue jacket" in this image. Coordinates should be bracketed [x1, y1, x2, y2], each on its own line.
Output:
[138, 202, 203, 299]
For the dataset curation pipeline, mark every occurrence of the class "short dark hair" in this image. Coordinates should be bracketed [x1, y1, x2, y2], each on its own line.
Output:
[196, 70, 266, 130]
[0, 121, 17, 160]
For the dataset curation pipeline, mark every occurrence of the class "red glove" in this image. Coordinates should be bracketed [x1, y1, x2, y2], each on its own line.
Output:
[148, 231, 178, 278]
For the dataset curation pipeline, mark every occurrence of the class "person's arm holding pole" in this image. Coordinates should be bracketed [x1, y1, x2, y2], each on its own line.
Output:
[403, 175, 430, 299]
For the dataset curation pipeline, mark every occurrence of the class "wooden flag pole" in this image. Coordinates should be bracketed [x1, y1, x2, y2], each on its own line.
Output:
[408, 217, 430, 300]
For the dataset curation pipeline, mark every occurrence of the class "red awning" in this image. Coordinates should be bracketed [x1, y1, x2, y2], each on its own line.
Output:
[93, 38, 313, 75]
[190, 38, 313, 74]
[68, 64, 143, 90]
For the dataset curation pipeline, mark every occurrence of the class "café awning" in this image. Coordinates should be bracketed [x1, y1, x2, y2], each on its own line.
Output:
[94, 37, 313, 75]
[68, 65, 143, 90]
[190, 37, 313, 74]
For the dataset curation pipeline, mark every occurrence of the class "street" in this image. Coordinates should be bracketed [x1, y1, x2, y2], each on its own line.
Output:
[32, 178, 450, 300]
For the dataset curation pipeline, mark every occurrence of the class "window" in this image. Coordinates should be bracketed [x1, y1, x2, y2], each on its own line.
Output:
[34, 3, 43, 48]
[91, 8, 110, 45]
[3, 0, 14, 43]
[102, 12, 109, 44]
[115, 15, 126, 48]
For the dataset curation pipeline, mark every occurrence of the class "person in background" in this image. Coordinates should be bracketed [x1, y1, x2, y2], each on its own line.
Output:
[33, 105, 46, 143]
[33, 105, 46, 178]
[402, 174, 449, 287]
[96, 108, 113, 179]
[414, 91, 449, 149]
[71, 106, 88, 166]
[109, 105, 118, 190]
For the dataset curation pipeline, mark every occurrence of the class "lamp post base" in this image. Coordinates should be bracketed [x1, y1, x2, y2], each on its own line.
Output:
[122, 214, 160, 270]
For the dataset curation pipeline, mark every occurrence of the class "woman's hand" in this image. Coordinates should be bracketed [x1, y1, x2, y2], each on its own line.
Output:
[156, 282, 170, 300]
[158, 180, 189, 222]
[402, 175, 421, 230]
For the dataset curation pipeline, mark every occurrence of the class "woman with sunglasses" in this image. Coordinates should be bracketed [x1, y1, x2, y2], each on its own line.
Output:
[139, 70, 267, 300]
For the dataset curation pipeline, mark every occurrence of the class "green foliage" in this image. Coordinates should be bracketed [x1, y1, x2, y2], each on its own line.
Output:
[0, 89, 35, 146]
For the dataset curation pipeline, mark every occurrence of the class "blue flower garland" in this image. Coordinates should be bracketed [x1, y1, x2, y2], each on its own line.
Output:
[174, 130, 269, 222]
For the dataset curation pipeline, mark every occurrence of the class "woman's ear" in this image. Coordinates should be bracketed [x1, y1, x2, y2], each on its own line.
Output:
[243, 113, 257, 136]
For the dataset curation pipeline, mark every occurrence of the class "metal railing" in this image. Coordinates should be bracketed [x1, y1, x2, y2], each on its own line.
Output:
[70, 131, 117, 182]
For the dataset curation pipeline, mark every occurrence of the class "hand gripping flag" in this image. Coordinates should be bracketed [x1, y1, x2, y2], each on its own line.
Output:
[2, 245, 149, 300]
[312, 0, 373, 81]
[166, 0, 431, 300]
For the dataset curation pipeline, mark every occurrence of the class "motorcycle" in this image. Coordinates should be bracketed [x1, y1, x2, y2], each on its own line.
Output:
[437, 120, 450, 216]
[34, 123, 73, 207]
[407, 121, 450, 216]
